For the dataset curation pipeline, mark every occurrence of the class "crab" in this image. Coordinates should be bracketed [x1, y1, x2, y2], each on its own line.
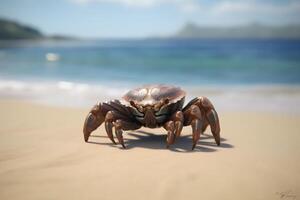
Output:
[83, 84, 220, 150]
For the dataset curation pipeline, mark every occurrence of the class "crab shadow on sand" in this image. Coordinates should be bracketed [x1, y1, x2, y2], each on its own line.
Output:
[88, 130, 233, 153]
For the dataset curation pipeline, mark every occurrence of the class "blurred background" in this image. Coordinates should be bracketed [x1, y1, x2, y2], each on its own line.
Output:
[0, 0, 300, 112]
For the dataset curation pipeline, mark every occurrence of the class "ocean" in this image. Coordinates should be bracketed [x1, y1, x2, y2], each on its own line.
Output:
[0, 39, 300, 112]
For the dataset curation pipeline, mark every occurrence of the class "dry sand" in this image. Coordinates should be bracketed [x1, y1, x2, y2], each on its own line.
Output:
[0, 100, 299, 200]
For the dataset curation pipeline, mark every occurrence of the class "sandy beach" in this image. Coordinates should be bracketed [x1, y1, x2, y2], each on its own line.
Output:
[0, 99, 299, 200]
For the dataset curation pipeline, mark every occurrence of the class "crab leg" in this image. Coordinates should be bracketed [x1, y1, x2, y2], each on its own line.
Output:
[113, 119, 127, 148]
[113, 119, 141, 148]
[206, 109, 220, 145]
[184, 105, 204, 150]
[83, 101, 127, 142]
[183, 97, 221, 148]
[162, 111, 184, 148]
[115, 129, 125, 148]
[83, 103, 105, 142]
[83, 100, 141, 147]
[164, 121, 175, 148]
[191, 119, 203, 150]
[105, 109, 140, 146]
[171, 111, 184, 138]
[202, 121, 209, 133]
[199, 97, 220, 145]
[104, 111, 117, 144]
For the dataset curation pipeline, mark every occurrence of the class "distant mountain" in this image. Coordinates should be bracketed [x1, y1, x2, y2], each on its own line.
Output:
[0, 18, 76, 40]
[0, 18, 43, 39]
[174, 23, 300, 39]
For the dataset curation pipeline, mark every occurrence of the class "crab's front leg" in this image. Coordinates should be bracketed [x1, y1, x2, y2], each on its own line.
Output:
[105, 111, 141, 148]
[163, 111, 184, 148]
[183, 97, 221, 150]
[83, 100, 139, 147]
[83, 103, 106, 142]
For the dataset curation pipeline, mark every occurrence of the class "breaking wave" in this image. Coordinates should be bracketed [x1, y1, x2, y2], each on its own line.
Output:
[1, 79, 300, 114]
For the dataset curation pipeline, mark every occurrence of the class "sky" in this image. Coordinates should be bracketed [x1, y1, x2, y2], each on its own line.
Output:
[0, 0, 300, 38]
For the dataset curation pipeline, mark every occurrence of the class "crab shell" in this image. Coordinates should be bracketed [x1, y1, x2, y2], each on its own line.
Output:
[121, 84, 186, 128]
[122, 84, 186, 106]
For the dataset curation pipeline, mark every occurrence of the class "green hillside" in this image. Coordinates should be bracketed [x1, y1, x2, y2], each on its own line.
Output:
[0, 18, 43, 39]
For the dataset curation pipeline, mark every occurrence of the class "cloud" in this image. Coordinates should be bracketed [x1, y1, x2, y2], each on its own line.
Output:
[180, 1, 202, 13]
[70, 0, 201, 9]
[71, 0, 165, 7]
[70, 0, 300, 14]
[211, 1, 300, 15]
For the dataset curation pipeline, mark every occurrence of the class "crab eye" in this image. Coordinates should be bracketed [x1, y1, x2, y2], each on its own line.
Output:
[130, 101, 136, 107]
[164, 98, 169, 105]
[130, 101, 143, 112]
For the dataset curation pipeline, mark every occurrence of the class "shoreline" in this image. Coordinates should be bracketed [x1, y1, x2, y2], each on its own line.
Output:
[1, 79, 300, 114]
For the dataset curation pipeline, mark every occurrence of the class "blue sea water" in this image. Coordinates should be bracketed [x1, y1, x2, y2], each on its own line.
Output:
[0, 39, 300, 111]
[0, 39, 300, 85]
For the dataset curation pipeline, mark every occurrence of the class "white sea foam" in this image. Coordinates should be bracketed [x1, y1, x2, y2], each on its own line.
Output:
[185, 85, 300, 114]
[0, 79, 300, 113]
[0, 79, 129, 107]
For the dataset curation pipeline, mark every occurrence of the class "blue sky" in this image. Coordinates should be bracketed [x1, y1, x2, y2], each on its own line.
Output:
[0, 0, 300, 38]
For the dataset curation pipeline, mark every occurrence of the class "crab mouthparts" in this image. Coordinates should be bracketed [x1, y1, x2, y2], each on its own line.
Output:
[144, 109, 157, 128]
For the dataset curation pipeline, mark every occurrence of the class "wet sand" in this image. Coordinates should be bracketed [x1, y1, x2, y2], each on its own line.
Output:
[0, 100, 299, 200]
